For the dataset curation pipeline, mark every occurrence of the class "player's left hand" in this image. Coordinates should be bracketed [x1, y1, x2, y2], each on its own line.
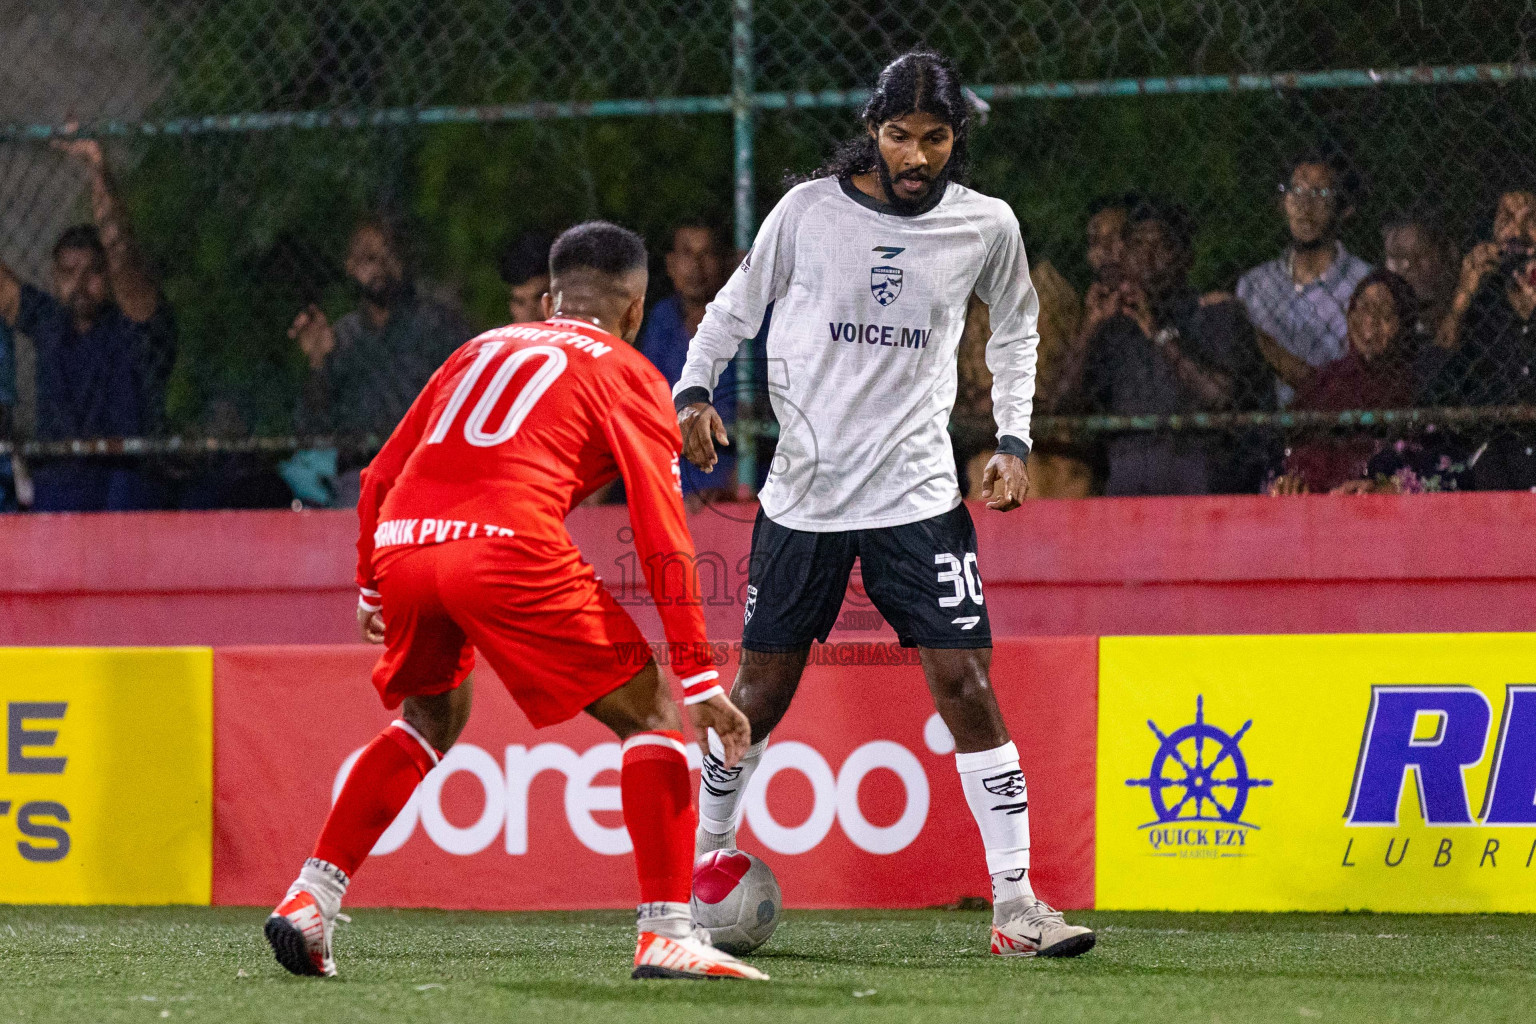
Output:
[679, 402, 729, 473]
[1118, 284, 1157, 339]
[980, 452, 1029, 511]
[357, 604, 385, 644]
[687, 693, 752, 768]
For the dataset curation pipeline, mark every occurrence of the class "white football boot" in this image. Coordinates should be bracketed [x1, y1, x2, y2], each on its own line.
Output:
[633, 926, 769, 980]
[266, 884, 338, 977]
[991, 898, 1097, 958]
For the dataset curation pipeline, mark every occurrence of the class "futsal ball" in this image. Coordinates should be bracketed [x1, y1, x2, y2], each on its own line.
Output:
[691, 850, 783, 954]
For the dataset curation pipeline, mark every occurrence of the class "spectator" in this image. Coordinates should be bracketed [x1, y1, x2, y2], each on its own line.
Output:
[0, 135, 176, 511]
[1052, 199, 1270, 496]
[497, 231, 553, 323]
[1429, 189, 1536, 490]
[289, 215, 473, 505]
[1381, 213, 1460, 396]
[1084, 193, 1138, 295]
[1435, 190, 1535, 359]
[636, 222, 738, 496]
[1238, 149, 1372, 407]
[1383, 215, 1457, 343]
[1267, 270, 1420, 494]
[954, 211, 1091, 498]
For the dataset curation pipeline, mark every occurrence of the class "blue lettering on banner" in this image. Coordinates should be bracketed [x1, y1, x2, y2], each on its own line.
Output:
[7, 703, 67, 775]
[15, 802, 70, 863]
[1126, 695, 1271, 858]
[1483, 686, 1536, 824]
[1347, 686, 1492, 825]
[5, 703, 72, 864]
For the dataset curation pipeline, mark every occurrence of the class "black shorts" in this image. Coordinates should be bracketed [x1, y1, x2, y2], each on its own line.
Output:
[741, 502, 993, 652]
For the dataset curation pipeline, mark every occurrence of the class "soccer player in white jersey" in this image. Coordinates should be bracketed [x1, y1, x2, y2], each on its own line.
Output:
[674, 50, 1094, 959]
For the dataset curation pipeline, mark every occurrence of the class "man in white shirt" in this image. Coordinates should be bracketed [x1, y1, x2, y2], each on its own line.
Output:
[674, 49, 1093, 960]
[1236, 149, 1372, 406]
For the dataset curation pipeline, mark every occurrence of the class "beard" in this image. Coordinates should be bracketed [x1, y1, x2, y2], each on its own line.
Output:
[876, 155, 946, 214]
[351, 274, 402, 307]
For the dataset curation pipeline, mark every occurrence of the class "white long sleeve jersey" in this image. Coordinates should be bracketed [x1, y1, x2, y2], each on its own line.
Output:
[674, 176, 1040, 531]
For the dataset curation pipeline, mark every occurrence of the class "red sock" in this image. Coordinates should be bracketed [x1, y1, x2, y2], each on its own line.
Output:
[312, 720, 440, 877]
[620, 730, 696, 905]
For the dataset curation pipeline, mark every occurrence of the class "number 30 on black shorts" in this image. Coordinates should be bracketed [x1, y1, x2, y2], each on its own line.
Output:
[740, 502, 992, 652]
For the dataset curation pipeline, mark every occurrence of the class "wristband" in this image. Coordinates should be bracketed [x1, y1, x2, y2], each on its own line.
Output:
[674, 386, 712, 413]
[995, 434, 1031, 460]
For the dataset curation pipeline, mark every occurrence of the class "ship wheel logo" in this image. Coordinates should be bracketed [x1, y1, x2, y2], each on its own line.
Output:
[1126, 695, 1272, 828]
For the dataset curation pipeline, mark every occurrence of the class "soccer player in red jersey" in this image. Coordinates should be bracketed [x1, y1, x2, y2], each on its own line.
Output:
[265, 222, 765, 982]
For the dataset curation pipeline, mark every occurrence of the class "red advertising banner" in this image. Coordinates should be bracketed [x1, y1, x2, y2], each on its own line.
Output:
[212, 638, 1096, 911]
[13, 494, 1536, 649]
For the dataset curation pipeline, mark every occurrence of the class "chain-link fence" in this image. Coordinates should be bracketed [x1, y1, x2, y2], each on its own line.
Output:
[2, 0, 1535, 509]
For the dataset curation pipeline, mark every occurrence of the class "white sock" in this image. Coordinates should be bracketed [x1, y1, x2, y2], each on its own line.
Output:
[297, 857, 349, 919]
[956, 742, 1034, 915]
[637, 900, 692, 939]
[698, 731, 768, 836]
[991, 867, 1034, 907]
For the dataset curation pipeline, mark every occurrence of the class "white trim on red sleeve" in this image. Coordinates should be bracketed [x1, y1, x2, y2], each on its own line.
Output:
[679, 669, 720, 690]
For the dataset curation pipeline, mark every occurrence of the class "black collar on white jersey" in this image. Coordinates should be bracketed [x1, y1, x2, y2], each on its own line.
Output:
[838, 174, 950, 217]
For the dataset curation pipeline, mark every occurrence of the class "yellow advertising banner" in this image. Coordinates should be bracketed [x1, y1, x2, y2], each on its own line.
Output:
[0, 648, 212, 904]
[1097, 633, 1536, 912]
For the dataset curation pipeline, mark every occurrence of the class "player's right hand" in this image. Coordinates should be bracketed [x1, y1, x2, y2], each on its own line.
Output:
[1457, 241, 1501, 298]
[357, 603, 385, 644]
[688, 693, 752, 768]
[1080, 280, 1119, 336]
[290, 303, 336, 370]
[50, 124, 105, 172]
[679, 402, 729, 473]
[981, 451, 1029, 511]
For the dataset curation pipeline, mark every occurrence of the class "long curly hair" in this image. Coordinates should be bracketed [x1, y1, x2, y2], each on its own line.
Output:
[793, 49, 972, 187]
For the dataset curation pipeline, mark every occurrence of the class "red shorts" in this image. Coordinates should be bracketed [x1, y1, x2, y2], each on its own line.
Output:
[370, 540, 649, 727]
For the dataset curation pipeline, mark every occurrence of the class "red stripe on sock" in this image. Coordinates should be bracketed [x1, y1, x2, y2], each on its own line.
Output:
[621, 730, 695, 905]
[312, 723, 434, 877]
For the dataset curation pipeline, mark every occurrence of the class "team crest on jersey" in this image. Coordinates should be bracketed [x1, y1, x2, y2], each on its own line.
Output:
[870, 266, 903, 305]
[744, 585, 758, 625]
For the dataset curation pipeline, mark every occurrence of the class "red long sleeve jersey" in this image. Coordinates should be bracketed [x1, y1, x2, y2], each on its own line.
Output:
[355, 317, 718, 693]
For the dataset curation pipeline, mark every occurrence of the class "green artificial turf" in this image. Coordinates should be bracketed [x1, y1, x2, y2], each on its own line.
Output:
[1, 906, 1532, 1023]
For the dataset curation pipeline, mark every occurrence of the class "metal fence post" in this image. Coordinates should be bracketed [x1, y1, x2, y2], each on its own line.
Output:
[731, 0, 759, 497]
